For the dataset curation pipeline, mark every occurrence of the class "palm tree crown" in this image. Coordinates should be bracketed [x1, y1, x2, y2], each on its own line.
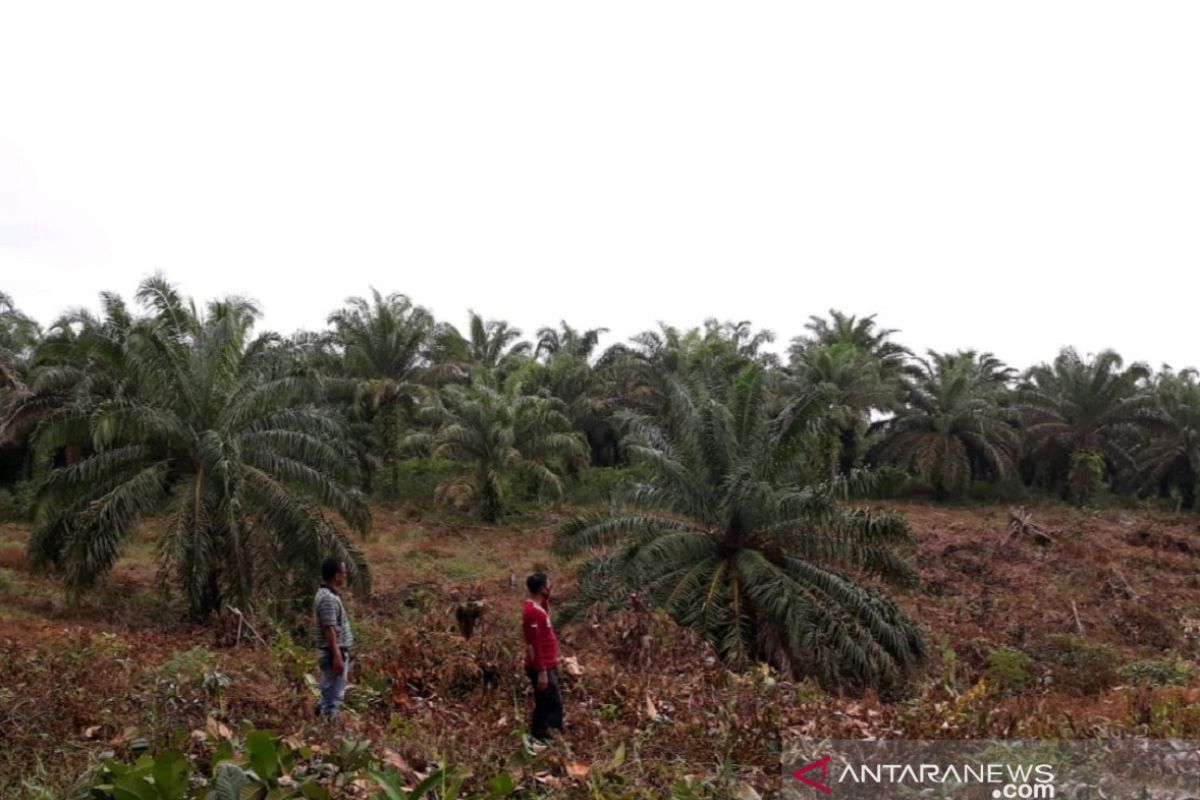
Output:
[874, 351, 1020, 497]
[558, 365, 924, 688]
[28, 278, 370, 617]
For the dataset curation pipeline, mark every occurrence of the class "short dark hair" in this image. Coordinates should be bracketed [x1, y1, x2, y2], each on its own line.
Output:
[526, 572, 548, 594]
[321, 558, 345, 582]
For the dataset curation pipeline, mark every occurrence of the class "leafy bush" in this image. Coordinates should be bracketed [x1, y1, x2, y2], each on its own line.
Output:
[985, 647, 1033, 694]
[373, 458, 463, 503]
[0, 480, 36, 521]
[562, 465, 649, 506]
[77, 729, 495, 800]
[1121, 658, 1193, 687]
[1040, 634, 1121, 695]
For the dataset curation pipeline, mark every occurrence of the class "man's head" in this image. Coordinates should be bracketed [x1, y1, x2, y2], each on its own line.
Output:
[322, 558, 348, 589]
[526, 571, 550, 601]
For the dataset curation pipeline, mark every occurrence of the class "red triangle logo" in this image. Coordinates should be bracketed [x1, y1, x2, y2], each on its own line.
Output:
[791, 754, 832, 794]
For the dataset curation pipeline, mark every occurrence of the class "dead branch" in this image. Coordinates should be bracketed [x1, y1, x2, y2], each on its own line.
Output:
[225, 606, 269, 647]
[1006, 507, 1057, 546]
[1070, 600, 1085, 635]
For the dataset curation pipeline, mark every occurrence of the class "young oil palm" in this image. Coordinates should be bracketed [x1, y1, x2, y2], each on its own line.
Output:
[874, 351, 1020, 498]
[1019, 348, 1151, 497]
[1136, 369, 1200, 508]
[28, 277, 370, 618]
[557, 364, 924, 689]
[403, 384, 586, 522]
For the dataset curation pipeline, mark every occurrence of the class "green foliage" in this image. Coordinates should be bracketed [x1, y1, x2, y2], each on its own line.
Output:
[1039, 634, 1121, 695]
[563, 466, 650, 506]
[0, 479, 36, 521]
[559, 363, 925, 689]
[1121, 658, 1193, 687]
[404, 384, 586, 522]
[373, 458, 463, 503]
[1136, 369, 1200, 508]
[1020, 348, 1151, 493]
[985, 646, 1033, 694]
[1068, 448, 1106, 504]
[25, 277, 370, 618]
[875, 351, 1020, 498]
[78, 731, 504, 800]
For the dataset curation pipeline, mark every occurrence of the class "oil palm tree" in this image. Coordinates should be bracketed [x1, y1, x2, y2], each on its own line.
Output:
[790, 310, 910, 383]
[873, 351, 1020, 498]
[326, 289, 438, 490]
[1019, 348, 1151, 498]
[557, 364, 924, 689]
[403, 384, 586, 522]
[28, 277, 370, 617]
[428, 311, 532, 386]
[790, 342, 903, 479]
[534, 322, 608, 363]
[1135, 368, 1200, 508]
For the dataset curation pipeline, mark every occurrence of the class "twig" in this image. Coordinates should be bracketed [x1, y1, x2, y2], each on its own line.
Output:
[226, 605, 269, 647]
[1070, 600, 1085, 635]
[1006, 507, 1057, 546]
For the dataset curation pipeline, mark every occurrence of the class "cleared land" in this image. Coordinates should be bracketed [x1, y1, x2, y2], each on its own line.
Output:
[2, 501, 1199, 797]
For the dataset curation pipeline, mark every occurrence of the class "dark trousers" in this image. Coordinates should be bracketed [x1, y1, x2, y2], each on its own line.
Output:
[525, 666, 563, 740]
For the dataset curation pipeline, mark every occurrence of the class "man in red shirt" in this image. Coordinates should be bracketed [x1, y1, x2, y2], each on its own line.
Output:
[522, 572, 563, 741]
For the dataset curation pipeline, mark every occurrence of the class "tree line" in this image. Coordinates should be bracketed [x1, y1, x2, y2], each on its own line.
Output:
[1, 278, 1196, 686]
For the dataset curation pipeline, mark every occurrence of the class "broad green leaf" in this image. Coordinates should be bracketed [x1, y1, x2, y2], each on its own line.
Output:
[111, 775, 158, 800]
[151, 748, 191, 799]
[246, 731, 281, 780]
[213, 763, 250, 800]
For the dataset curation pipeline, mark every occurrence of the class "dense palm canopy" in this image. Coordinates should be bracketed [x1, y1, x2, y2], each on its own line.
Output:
[791, 310, 911, 383]
[1019, 348, 1152, 492]
[430, 311, 531, 385]
[874, 351, 1019, 497]
[557, 365, 925, 689]
[403, 384, 586, 522]
[790, 342, 901, 479]
[8, 275, 1200, 653]
[1136, 369, 1200, 507]
[27, 278, 370, 617]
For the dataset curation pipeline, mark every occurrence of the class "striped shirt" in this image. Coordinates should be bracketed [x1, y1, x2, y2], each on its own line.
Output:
[314, 585, 353, 650]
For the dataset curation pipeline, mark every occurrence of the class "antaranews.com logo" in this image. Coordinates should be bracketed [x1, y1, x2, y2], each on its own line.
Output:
[781, 739, 1200, 799]
[790, 754, 1055, 797]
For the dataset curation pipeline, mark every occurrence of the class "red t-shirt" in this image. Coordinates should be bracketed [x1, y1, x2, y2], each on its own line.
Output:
[522, 598, 559, 671]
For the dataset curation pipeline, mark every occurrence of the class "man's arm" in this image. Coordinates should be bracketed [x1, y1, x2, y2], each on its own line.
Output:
[323, 625, 344, 675]
[532, 608, 555, 689]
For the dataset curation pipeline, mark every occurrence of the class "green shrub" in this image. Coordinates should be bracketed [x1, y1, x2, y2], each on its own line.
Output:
[78, 729, 462, 799]
[373, 458, 462, 503]
[985, 647, 1033, 694]
[0, 480, 36, 522]
[1040, 634, 1121, 695]
[1121, 658, 1193, 687]
[563, 465, 649, 506]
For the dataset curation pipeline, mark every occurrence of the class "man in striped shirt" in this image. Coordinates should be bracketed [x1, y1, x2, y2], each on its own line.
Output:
[522, 572, 563, 741]
[314, 558, 353, 720]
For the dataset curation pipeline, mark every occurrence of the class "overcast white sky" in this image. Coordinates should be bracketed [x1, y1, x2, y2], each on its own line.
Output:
[2, 3, 1198, 369]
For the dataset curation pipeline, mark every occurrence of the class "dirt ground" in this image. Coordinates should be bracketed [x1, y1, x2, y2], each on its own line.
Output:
[2, 501, 1199, 797]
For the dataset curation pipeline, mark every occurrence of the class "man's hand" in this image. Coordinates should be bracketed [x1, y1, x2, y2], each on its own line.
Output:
[537, 670, 549, 690]
[333, 652, 345, 676]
